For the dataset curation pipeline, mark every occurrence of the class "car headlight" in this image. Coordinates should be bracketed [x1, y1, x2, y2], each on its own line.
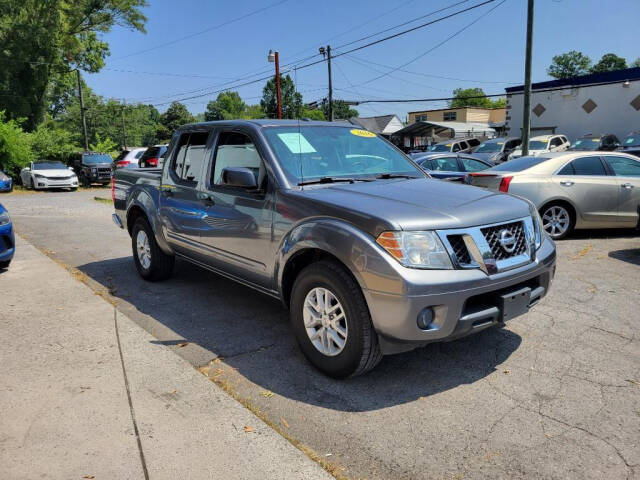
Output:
[0, 210, 10, 226]
[91, 168, 97, 173]
[33, 173, 44, 178]
[376, 231, 453, 269]
[528, 203, 543, 249]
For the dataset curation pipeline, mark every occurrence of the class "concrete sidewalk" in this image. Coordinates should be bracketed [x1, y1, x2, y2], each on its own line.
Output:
[0, 235, 331, 480]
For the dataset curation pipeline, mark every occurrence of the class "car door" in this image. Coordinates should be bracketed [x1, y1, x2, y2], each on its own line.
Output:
[198, 128, 275, 289]
[602, 155, 640, 226]
[158, 130, 212, 258]
[553, 155, 620, 225]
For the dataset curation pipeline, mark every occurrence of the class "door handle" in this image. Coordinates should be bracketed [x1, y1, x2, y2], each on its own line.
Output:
[160, 186, 173, 197]
[197, 192, 215, 206]
[621, 182, 634, 189]
[560, 181, 574, 187]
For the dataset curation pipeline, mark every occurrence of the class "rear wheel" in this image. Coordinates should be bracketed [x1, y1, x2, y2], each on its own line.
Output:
[290, 261, 382, 378]
[540, 202, 574, 239]
[131, 217, 175, 281]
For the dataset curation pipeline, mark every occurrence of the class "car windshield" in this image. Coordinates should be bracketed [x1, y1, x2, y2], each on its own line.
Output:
[474, 142, 502, 153]
[33, 161, 66, 170]
[262, 126, 423, 182]
[489, 155, 551, 172]
[529, 140, 548, 150]
[622, 134, 640, 147]
[83, 154, 112, 164]
[427, 143, 451, 152]
[570, 138, 599, 150]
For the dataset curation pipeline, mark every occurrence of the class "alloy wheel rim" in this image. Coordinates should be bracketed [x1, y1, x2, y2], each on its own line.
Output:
[136, 230, 151, 269]
[542, 206, 570, 237]
[303, 287, 348, 356]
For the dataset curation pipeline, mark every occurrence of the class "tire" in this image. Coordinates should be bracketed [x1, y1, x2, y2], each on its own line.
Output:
[290, 260, 382, 378]
[0, 260, 10, 269]
[81, 175, 91, 188]
[540, 202, 575, 240]
[131, 217, 175, 281]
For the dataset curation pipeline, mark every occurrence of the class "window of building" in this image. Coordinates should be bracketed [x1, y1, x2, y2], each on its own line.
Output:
[415, 114, 427, 122]
[443, 111, 457, 121]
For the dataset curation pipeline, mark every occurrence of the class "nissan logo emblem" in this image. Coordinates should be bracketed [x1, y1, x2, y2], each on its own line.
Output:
[498, 229, 517, 253]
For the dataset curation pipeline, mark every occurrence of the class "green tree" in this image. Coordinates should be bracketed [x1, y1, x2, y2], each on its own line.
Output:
[0, 0, 147, 130]
[89, 133, 118, 157]
[451, 88, 492, 108]
[205, 91, 247, 121]
[0, 111, 33, 178]
[261, 75, 303, 119]
[590, 53, 627, 73]
[156, 102, 195, 141]
[245, 104, 266, 119]
[29, 123, 77, 162]
[302, 108, 326, 120]
[322, 100, 358, 120]
[631, 58, 640, 68]
[547, 51, 592, 79]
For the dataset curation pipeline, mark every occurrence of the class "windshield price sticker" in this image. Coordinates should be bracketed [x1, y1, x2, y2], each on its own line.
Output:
[277, 133, 317, 153]
[350, 129, 376, 138]
[592, 138, 600, 142]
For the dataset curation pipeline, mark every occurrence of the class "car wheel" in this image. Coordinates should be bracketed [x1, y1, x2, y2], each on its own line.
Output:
[81, 175, 91, 188]
[131, 217, 175, 281]
[0, 260, 10, 269]
[290, 260, 382, 378]
[540, 202, 574, 240]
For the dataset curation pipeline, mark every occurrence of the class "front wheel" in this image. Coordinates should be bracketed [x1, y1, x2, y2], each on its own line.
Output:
[290, 261, 382, 378]
[131, 217, 175, 281]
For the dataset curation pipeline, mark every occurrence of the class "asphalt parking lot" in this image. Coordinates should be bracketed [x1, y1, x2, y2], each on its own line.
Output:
[2, 188, 639, 479]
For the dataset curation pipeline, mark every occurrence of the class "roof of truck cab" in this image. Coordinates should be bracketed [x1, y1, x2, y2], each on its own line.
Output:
[179, 119, 354, 129]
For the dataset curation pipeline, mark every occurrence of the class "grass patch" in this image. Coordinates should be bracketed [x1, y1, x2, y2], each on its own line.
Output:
[93, 196, 112, 204]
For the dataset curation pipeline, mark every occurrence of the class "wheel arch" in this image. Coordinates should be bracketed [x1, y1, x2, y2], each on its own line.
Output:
[125, 190, 173, 254]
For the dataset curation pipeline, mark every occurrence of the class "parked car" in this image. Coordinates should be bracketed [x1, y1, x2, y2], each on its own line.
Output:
[617, 131, 640, 158]
[465, 152, 640, 239]
[412, 153, 494, 180]
[113, 120, 555, 378]
[113, 147, 147, 169]
[568, 133, 620, 151]
[427, 137, 481, 154]
[20, 160, 78, 190]
[0, 170, 13, 192]
[509, 134, 570, 159]
[0, 202, 15, 269]
[473, 137, 522, 164]
[138, 144, 167, 168]
[70, 152, 113, 187]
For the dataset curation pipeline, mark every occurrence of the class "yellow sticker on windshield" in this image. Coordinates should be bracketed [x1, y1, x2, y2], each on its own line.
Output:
[445, 144, 452, 147]
[592, 138, 600, 142]
[350, 129, 376, 138]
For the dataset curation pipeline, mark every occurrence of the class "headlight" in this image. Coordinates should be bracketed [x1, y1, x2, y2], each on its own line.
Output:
[33, 173, 44, 178]
[0, 210, 10, 226]
[91, 168, 97, 173]
[376, 231, 453, 269]
[528, 203, 543, 249]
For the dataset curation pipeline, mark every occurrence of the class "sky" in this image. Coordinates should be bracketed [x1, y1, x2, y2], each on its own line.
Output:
[85, 0, 640, 121]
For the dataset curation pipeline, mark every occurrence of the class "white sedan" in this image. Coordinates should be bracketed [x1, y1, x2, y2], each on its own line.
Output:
[20, 161, 78, 190]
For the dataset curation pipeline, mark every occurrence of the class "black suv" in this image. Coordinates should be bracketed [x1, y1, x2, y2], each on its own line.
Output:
[70, 152, 114, 187]
[569, 133, 620, 152]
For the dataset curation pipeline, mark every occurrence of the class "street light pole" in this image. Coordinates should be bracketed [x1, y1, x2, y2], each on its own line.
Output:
[521, 0, 534, 156]
[268, 50, 282, 119]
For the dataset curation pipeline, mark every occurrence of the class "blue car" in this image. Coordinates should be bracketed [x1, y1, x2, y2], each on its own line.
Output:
[0, 170, 12, 192]
[0, 203, 14, 269]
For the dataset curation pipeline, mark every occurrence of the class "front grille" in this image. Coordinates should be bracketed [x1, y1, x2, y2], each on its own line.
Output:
[447, 234, 472, 265]
[45, 176, 71, 180]
[481, 221, 527, 260]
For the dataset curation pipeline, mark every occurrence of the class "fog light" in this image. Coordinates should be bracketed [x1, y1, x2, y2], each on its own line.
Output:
[417, 307, 434, 330]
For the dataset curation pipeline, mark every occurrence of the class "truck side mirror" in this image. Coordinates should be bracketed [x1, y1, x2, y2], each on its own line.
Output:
[221, 167, 258, 188]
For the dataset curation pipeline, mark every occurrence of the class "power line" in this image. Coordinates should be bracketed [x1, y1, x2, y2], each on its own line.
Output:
[112, 0, 290, 60]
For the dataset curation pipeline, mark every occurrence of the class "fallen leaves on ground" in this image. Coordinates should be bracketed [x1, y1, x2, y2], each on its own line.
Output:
[570, 243, 593, 260]
[83, 475, 95, 479]
[177, 342, 188, 348]
[243, 425, 254, 433]
[280, 417, 290, 429]
[259, 390, 274, 398]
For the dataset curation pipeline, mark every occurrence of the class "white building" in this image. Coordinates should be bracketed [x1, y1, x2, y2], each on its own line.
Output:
[505, 67, 640, 142]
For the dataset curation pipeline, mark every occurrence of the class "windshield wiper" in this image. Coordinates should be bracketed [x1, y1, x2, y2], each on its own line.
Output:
[374, 173, 418, 180]
[297, 176, 372, 186]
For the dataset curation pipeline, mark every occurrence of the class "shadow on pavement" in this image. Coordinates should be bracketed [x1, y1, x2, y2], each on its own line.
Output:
[565, 228, 638, 240]
[609, 248, 640, 266]
[77, 256, 521, 412]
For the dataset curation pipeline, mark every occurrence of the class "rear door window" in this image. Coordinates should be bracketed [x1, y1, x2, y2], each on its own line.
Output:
[431, 156, 459, 171]
[570, 156, 607, 176]
[452, 143, 461, 152]
[460, 157, 489, 172]
[468, 138, 480, 148]
[171, 132, 210, 185]
[604, 156, 640, 177]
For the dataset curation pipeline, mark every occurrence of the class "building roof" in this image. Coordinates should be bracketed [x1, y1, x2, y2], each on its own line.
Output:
[392, 120, 495, 139]
[348, 115, 403, 135]
[408, 106, 505, 114]
[505, 67, 640, 93]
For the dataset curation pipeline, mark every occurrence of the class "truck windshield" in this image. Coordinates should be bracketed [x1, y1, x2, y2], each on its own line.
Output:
[83, 154, 112, 164]
[262, 126, 422, 183]
[474, 142, 502, 153]
[427, 143, 451, 152]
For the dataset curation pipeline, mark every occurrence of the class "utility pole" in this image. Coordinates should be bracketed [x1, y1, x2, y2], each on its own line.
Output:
[76, 69, 89, 151]
[121, 104, 127, 150]
[327, 45, 333, 121]
[521, 0, 534, 156]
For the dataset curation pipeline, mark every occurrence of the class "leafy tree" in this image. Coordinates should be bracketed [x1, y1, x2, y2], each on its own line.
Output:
[89, 133, 118, 157]
[450, 88, 492, 108]
[29, 123, 77, 162]
[547, 51, 592, 79]
[205, 91, 247, 121]
[245, 104, 266, 119]
[322, 100, 358, 120]
[0, 0, 147, 130]
[590, 53, 627, 73]
[302, 108, 326, 121]
[261, 75, 303, 119]
[0, 111, 33, 177]
[631, 58, 640, 68]
[156, 102, 195, 141]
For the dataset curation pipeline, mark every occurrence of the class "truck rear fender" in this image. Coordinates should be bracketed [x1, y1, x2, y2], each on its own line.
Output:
[275, 218, 404, 307]
[125, 187, 173, 255]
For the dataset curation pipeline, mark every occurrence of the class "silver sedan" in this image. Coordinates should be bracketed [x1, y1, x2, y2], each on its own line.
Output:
[466, 151, 640, 239]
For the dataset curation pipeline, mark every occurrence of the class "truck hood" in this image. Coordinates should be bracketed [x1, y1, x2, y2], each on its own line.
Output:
[288, 178, 531, 235]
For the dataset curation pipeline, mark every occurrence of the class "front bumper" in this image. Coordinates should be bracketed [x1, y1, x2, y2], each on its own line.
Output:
[0, 223, 15, 262]
[33, 177, 78, 189]
[363, 235, 556, 354]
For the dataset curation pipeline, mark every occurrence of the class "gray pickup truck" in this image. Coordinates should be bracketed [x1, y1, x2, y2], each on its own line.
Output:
[112, 120, 556, 378]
